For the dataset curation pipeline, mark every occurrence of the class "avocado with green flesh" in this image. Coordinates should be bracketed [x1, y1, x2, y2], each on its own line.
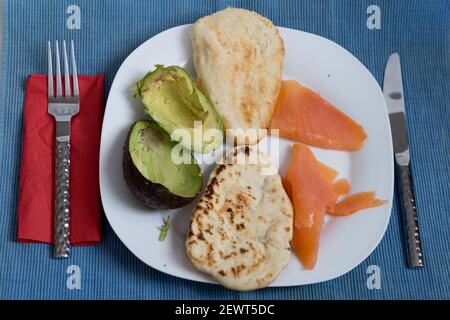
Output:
[133, 65, 223, 153]
[123, 120, 202, 209]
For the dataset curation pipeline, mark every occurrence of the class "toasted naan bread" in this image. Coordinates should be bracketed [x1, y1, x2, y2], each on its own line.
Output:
[192, 8, 285, 145]
[186, 146, 293, 291]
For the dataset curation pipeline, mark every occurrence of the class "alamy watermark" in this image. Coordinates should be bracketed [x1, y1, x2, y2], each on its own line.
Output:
[66, 265, 81, 290]
[66, 5, 81, 30]
[366, 265, 381, 289]
[367, 5, 381, 30]
[140, 123, 281, 175]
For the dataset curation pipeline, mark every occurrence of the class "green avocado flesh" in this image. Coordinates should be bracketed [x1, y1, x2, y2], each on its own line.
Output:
[129, 120, 202, 198]
[134, 65, 223, 153]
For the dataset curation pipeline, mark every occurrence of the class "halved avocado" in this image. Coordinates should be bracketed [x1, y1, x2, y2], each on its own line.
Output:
[123, 120, 202, 209]
[133, 65, 223, 153]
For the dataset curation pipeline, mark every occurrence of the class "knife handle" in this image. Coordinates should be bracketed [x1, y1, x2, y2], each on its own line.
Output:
[53, 139, 71, 258]
[397, 164, 423, 268]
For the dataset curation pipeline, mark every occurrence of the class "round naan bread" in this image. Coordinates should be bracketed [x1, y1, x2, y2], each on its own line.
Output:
[192, 8, 285, 145]
[186, 147, 293, 291]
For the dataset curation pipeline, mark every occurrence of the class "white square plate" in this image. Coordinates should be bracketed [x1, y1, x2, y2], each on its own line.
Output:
[100, 25, 393, 287]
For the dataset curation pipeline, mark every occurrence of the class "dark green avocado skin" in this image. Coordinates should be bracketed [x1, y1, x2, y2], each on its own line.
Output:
[122, 122, 199, 210]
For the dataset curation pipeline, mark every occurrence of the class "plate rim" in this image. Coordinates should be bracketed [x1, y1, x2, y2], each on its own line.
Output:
[99, 24, 394, 287]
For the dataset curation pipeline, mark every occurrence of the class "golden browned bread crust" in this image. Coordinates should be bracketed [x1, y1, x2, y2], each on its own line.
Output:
[186, 147, 293, 291]
[192, 8, 285, 145]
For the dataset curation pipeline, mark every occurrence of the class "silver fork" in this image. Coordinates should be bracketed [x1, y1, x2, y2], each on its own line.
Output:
[47, 40, 79, 258]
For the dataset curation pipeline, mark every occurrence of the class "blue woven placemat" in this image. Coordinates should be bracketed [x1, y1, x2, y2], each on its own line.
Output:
[1, 0, 449, 300]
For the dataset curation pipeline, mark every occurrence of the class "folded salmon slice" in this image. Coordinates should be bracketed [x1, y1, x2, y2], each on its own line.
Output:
[270, 80, 367, 151]
[284, 143, 387, 270]
[286, 143, 337, 269]
[328, 192, 388, 216]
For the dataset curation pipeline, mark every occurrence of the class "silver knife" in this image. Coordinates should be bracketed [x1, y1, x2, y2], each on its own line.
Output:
[383, 53, 423, 268]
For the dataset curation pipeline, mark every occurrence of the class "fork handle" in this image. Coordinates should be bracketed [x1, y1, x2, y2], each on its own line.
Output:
[54, 138, 71, 258]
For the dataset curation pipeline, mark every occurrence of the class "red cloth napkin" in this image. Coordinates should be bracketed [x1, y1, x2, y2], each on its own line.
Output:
[18, 74, 105, 245]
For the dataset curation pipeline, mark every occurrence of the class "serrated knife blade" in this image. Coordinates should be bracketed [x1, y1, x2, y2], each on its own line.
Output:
[383, 53, 424, 268]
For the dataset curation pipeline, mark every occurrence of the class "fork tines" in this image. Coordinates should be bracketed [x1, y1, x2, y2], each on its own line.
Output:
[47, 40, 79, 100]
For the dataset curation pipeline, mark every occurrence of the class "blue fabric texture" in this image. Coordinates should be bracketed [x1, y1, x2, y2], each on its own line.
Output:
[0, 0, 449, 300]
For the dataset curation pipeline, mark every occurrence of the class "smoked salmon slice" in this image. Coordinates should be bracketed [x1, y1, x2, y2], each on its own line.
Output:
[317, 161, 339, 183]
[332, 179, 351, 198]
[286, 143, 337, 269]
[282, 159, 338, 199]
[282, 177, 292, 199]
[328, 192, 388, 216]
[270, 80, 368, 151]
[284, 143, 387, 270]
